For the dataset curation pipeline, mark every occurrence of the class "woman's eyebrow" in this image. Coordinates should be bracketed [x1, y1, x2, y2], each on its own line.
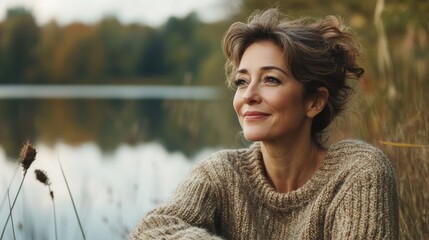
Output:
[260, 66, 288, 76]
[237, 66, 289, 76]
[237, 68, 248, 74]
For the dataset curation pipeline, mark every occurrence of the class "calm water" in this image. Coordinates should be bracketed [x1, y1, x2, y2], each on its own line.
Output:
[0, 141, 217, 239]
[0, 84, 237, 158]
[0, 84, 237, 238]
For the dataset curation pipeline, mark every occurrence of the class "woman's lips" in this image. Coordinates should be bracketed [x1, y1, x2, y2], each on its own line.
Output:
[243, 111, 270, 120]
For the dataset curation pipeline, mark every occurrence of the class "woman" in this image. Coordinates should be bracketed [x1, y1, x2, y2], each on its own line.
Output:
[131, 8, 398, 239]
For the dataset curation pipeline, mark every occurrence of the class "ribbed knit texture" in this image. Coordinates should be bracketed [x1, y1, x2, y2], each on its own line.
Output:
[130, 139, 399, 239]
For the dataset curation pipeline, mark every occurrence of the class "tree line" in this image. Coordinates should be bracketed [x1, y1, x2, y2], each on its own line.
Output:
[0, 7, 228, 86]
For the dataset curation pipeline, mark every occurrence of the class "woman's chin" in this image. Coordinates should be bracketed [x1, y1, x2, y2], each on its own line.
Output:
[243, 133, 263, 142]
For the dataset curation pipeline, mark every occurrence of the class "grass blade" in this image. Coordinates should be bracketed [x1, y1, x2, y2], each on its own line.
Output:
[0, 164, 20, 216]
[57, 155, 86, 240]
[51, 187, 58, 240]
[7, 190, 16, 240]
[0, 170, 28, 240]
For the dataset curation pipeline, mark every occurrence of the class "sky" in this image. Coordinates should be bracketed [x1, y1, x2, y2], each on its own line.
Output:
[0, 0, 235, 27]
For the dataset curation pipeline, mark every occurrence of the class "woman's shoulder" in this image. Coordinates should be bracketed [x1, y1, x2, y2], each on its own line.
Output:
[195, 146, 252, 170]
[191, 144, 259, 181]
[329, 138, 374, 150]
[327, 139, 396, 178]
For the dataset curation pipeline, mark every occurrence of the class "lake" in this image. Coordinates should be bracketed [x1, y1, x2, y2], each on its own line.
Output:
[0, 84, 240, 239]
[0, 141, 218, 239]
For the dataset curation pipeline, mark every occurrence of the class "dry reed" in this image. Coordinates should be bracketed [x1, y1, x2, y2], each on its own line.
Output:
[332, 0, 428, 238]
[6, 191, 15, 240]
[0, 141, 37, 240]
[34, 169, 57, 240]
[365, 0, 428, 238]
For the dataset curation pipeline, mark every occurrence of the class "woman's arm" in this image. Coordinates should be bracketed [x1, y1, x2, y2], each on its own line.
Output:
[329, 154, 399, 239]
[130, 162, 222, 239]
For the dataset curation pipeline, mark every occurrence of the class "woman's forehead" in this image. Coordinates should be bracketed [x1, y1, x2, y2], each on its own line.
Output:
[237, 41, 289, 72]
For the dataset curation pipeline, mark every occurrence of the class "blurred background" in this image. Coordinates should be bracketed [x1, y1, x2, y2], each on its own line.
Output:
[0, 0, 427, 239]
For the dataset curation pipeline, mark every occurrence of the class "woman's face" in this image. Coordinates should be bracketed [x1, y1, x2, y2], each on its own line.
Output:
[233, 40, 312, 143]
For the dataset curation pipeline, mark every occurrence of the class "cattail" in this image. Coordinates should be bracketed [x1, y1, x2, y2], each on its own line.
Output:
[35, 169, 50, 186]
[34, 169, 57, 240]
[19, 141, 37, 171]
[1, 140, 37, 239]
[34, 169, 54, 200]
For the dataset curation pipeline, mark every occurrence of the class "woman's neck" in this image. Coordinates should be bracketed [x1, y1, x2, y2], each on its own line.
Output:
[260, 137, 326, 193]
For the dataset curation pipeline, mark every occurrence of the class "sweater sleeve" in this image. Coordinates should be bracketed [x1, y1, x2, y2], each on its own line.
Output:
[330, 153, 399, 240]
[130, 160, 223, 240]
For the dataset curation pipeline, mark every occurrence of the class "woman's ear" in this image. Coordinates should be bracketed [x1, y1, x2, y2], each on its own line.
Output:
[306, 87, 329, 118]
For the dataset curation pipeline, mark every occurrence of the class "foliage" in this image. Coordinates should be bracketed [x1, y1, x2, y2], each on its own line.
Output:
[0, 8, 40, 83]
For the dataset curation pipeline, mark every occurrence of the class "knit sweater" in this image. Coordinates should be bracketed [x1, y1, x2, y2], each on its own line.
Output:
[130, 139, 399, 239]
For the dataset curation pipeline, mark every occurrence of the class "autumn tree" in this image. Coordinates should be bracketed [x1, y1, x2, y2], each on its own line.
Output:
[0, 7, 40, 83]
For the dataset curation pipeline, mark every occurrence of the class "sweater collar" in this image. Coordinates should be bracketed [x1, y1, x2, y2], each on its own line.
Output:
[237, 141, 343, 211]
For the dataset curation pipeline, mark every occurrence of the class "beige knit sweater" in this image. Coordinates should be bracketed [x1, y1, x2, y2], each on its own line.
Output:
[131, 139, 398, 239]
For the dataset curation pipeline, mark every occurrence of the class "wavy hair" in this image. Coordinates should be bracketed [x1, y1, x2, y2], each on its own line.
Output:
[223, 8, 364, 145]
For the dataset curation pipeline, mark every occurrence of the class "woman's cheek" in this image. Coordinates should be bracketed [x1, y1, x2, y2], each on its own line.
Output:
[233, 92, 242, 115]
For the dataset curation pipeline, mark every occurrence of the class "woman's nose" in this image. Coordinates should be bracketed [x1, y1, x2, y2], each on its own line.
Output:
[242, 83, 261, 105]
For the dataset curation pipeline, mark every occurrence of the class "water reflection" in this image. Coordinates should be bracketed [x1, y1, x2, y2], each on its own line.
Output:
[0, 85, 240, 238]
[0, 97, 239, 158]
[0, 141, 216, 239]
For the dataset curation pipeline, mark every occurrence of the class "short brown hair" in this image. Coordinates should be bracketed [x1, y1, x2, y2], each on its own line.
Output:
[223, 8, 364, 145]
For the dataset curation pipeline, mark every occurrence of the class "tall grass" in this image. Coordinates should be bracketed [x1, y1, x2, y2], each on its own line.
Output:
[360, 83, 429, 239]
[57, 155, 86, 240]
[0, 141, 36, 240]
[371, 1, 428, 238]
[0, 143, 88, 239]
[34, 169, 57, 240]
[334, 0, 429, 238]
[330, 1, 428, 238]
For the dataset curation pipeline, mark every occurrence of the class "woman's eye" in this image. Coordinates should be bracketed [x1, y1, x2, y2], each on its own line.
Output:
[264, 76, 281, 84]
[233, 79, 247, 88]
